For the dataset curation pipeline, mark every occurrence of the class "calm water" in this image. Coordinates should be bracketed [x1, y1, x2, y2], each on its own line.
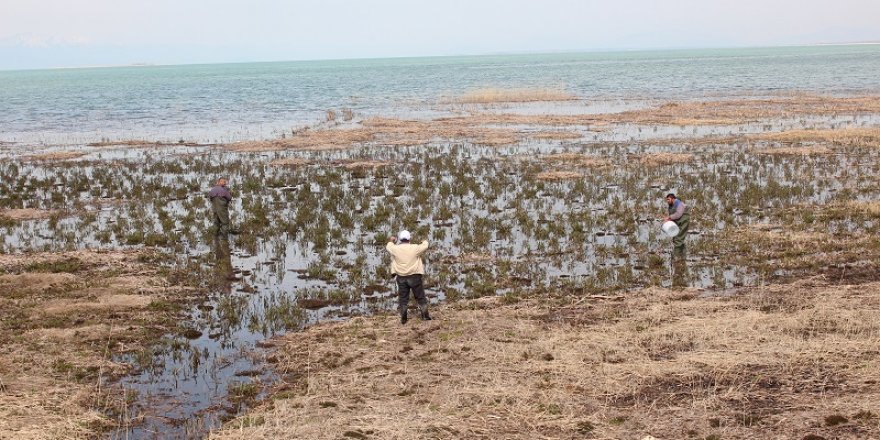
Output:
[2, 45, 880, 145]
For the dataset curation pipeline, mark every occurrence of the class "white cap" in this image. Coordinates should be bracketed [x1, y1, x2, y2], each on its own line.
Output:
[398, 230, 411, 241]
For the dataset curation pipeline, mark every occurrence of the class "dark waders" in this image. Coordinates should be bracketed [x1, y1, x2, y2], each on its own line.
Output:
[212, 197, 230, 237]
[396, 274, 430, 323]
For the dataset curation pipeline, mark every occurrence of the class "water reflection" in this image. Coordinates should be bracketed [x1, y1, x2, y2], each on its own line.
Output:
[671, 256, 690, 289]
[214, 237, 235, 294]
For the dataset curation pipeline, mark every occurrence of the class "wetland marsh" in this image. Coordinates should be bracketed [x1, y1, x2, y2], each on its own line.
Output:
[2, 47, 880, 439]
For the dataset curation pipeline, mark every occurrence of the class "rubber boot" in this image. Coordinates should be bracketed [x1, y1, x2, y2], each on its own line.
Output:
[400, 310, 408, 325]
[419, 305, 432, 321]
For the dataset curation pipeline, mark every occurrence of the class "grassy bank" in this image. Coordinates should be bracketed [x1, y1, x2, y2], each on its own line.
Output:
[212, 278, 880, 439]
[0, 250, 201, 438]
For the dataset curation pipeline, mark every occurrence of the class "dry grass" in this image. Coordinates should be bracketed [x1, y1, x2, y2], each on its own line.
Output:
[25, 151, 87, 162]
[338, 160, 392, 170]
[845, 200, 880, 216]
[268, 157, 311, 167]
[86, 140, 157, 147]
[525, 131, 584, 141]
[211, 280, 880, 440]
[613, 95, 880, 125]
[535, 170, 583, 181]
[754, 145, 833, 156]
[639, 153, 694, 166]
[542, 153, 610, 168]
[0, 250, 194, 439]
[0, 208, 57, 221]
[452, 88, 577, 104]
[229, 128, 375, 152]
[752, 127, 880, 148]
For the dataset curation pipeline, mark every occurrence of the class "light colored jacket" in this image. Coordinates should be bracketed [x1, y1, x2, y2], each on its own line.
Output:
[386, 241, 429, 276]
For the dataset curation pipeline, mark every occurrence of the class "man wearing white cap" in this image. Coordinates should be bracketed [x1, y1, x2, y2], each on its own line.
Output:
[387, 229, 431, 324]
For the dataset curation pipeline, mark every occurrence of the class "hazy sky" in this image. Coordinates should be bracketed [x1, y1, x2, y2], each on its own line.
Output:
[1, 0, 879, 70]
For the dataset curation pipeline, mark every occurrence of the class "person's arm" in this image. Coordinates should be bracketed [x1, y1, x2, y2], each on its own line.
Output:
[415, 240, 429, 256]
[386, 237, 397, 253]
[222, 187, 233, 202]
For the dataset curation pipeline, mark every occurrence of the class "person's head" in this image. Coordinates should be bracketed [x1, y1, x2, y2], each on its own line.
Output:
[398, 230, 411, 243]
[217, 177, 227, 187]
[665, 193, 676, 206]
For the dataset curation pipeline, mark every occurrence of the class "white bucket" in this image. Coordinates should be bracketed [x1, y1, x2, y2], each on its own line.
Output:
[661, 220, 680, 238]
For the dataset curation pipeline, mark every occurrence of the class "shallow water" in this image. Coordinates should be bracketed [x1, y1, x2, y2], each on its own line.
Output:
[3, 45, 880, 145]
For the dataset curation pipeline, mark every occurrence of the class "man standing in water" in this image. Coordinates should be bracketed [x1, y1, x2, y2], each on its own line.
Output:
[208, 177, 233, 238]
[387, 230, 431, 324]
[664, 193, 689, 257]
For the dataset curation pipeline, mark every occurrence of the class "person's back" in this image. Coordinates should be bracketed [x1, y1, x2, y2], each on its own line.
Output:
[208, 178, 233, 237]
[386, 240, 429, 276]
[387, 230, 431, 324]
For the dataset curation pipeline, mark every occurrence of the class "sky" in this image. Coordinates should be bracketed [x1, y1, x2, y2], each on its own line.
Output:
[1, 0, 879, 70]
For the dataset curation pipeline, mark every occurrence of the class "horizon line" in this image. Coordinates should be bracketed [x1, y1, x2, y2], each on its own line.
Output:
[3, 40, 880, 73]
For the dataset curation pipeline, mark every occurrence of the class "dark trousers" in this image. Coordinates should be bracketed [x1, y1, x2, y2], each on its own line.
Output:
[211, 199, 230, 236]
[396, 274, 427, 314]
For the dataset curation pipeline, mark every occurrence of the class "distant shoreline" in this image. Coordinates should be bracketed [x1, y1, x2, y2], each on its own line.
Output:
[3, 42, 877, 73]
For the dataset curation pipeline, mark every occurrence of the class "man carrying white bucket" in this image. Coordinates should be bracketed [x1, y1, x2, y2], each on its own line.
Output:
[663, 193, 689, 257]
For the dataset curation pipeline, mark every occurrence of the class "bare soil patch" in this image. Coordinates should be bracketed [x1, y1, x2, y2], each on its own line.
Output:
[211, 280, 880, 439]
